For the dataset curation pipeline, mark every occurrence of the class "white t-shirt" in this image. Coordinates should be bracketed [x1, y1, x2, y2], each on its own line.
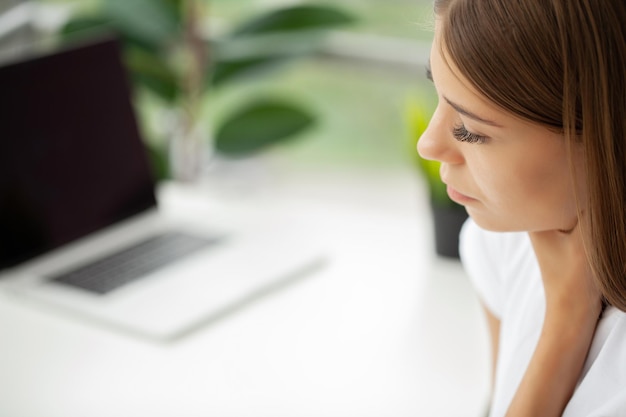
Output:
[460, 219, 626, 417]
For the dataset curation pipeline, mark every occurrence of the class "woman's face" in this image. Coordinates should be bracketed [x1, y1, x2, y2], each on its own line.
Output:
[418, 25, 585, 233]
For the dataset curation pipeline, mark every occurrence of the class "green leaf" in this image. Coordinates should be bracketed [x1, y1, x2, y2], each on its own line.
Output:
[60, 15, 161, 54]
[215, 99, 315, 156]
[210, 54, 293, 87]
[59, 15, 114, 41]
[123, 45, 180, 102]
[103, 0, 181, 47]
[163, 0, 184, 26]
[230, 5, 354, 37]
[209, 31, 326, 88]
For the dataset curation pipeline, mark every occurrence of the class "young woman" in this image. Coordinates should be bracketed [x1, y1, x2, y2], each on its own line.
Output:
[418, 1, 626, 416]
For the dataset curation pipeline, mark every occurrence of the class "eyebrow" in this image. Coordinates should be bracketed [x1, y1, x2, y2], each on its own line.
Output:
[443, 97, 502, 127]
[425, 61, 502, 127]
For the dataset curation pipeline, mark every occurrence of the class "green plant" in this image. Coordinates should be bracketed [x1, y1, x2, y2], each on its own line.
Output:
[406, 97, 456, 207]
[60, 0, 354, 179]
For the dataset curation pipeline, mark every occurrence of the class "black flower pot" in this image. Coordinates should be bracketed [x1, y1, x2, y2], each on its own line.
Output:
[431, 202, 469, 259]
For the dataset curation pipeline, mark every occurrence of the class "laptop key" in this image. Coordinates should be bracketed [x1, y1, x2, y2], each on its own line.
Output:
[50, 232, 220, 294]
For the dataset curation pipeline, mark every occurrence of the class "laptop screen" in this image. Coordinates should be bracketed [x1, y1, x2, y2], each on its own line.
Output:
[0, 37, 157, 270]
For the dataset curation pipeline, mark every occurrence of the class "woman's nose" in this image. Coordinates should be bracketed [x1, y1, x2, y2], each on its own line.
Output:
[417, 108, 463, 165]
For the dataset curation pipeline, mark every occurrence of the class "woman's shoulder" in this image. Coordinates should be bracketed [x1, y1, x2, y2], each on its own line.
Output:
[564, 306, 626, 415]
[591, 306, 626, 374]
[591, 306, 626, 376]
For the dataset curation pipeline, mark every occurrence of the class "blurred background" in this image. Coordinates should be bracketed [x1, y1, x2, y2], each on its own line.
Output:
[0, 0, 438, 184]
[1, 0, 466, 255]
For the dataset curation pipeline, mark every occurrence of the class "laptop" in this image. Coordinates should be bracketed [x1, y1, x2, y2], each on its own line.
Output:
[0, 37, 323, 340]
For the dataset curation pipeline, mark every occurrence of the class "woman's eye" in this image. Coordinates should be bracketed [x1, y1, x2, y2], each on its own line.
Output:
[452, 123, 488, 144]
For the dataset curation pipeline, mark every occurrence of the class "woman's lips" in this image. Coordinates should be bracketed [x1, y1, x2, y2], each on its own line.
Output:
[446, 185, 476, 204]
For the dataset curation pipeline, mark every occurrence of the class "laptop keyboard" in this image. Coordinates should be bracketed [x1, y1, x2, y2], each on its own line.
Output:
[50, 232, 220, 294]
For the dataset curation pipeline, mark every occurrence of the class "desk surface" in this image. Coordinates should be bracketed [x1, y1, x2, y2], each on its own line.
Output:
[0, 166, 490, 417]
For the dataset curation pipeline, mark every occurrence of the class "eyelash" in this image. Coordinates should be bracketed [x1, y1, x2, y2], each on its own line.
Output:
[452, 123, 488, 144]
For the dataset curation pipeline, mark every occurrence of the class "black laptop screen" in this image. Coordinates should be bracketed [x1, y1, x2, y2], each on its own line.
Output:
[0, 38, 157, 269]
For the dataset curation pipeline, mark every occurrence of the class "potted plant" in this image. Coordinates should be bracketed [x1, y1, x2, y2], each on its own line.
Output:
[59, 0, 354, 181]
[406, 97, 468, 258]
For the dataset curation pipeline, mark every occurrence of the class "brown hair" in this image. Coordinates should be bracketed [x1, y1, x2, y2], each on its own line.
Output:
[434, 0, 626, 310]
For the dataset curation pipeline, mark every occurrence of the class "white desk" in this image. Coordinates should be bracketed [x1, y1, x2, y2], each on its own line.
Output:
[0, 166, 490, 417]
